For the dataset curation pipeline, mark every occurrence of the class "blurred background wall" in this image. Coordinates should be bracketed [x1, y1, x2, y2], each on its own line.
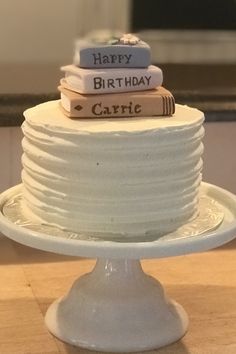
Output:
[0, 0, 129, 93]
[1, 0, 236, 91]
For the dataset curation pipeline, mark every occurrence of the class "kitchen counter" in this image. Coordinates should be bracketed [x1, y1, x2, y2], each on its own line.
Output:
[0, 235, 235, 354]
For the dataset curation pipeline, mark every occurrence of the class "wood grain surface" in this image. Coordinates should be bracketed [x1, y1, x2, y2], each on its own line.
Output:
[0, 235, 235, 354]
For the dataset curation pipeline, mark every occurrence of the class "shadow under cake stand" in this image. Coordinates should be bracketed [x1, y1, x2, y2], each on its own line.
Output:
[0, 182, 236, 353]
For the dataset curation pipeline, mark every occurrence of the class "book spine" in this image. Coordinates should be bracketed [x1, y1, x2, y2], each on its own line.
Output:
[61, 92, 175, 118]
[162, 95, 175, 116]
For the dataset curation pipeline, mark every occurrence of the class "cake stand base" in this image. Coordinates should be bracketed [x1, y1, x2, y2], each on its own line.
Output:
[45, 259, 188, 353]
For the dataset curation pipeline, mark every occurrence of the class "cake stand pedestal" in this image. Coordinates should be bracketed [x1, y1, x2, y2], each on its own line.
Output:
[0, 183, 236, 353]
[46, 258, 188, 352]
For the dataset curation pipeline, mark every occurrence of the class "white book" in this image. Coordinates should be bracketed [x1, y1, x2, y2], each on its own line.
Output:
[61, 65, 163, 94]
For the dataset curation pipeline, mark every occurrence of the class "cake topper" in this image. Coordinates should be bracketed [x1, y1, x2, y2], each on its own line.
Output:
[84, 31, 141, 46]
[118, 33, 140, 45]
[108, 34, 140, 46]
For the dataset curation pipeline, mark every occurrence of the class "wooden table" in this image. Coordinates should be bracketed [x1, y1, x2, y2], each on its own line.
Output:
[0, 235, 235, 354]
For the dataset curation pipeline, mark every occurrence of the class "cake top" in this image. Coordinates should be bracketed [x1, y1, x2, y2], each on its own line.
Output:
[23, 100, 204, 136]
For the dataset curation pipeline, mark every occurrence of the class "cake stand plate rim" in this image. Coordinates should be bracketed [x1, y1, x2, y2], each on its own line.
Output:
[0, 182, 235, 259]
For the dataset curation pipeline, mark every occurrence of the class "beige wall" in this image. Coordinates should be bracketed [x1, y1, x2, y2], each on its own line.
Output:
[0, 0, 77, 64]
[203, 122, 236, 193]
[0, 0, 130, 64]
[0, 0, 130, 93]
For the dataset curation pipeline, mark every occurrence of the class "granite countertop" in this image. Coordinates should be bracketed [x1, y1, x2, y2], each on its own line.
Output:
[1, 63, 236, 126]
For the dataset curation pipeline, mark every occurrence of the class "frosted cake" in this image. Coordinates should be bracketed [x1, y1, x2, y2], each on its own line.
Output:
[21, 34, 204, 239]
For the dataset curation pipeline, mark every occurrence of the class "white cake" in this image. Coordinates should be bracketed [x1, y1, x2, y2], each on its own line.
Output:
[21, 100, 204, 239]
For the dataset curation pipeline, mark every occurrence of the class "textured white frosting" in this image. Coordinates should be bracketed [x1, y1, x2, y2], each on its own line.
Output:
[21, 100, 204, 238]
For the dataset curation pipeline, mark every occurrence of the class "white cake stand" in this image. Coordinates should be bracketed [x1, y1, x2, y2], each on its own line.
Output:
[0, 182, 236, 353]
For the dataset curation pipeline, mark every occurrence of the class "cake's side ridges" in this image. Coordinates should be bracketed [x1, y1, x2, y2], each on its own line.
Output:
[22, 186, 199, 224]
[22, 157, 202, 196]
[22, 120, 205, 150]
[22, 168, 201, 204]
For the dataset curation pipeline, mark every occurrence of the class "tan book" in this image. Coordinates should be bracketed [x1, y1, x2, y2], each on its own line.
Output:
[58, 84, 175, 118]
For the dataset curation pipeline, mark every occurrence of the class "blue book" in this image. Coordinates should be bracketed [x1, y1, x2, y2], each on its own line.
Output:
[74, 33, 151, 69]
